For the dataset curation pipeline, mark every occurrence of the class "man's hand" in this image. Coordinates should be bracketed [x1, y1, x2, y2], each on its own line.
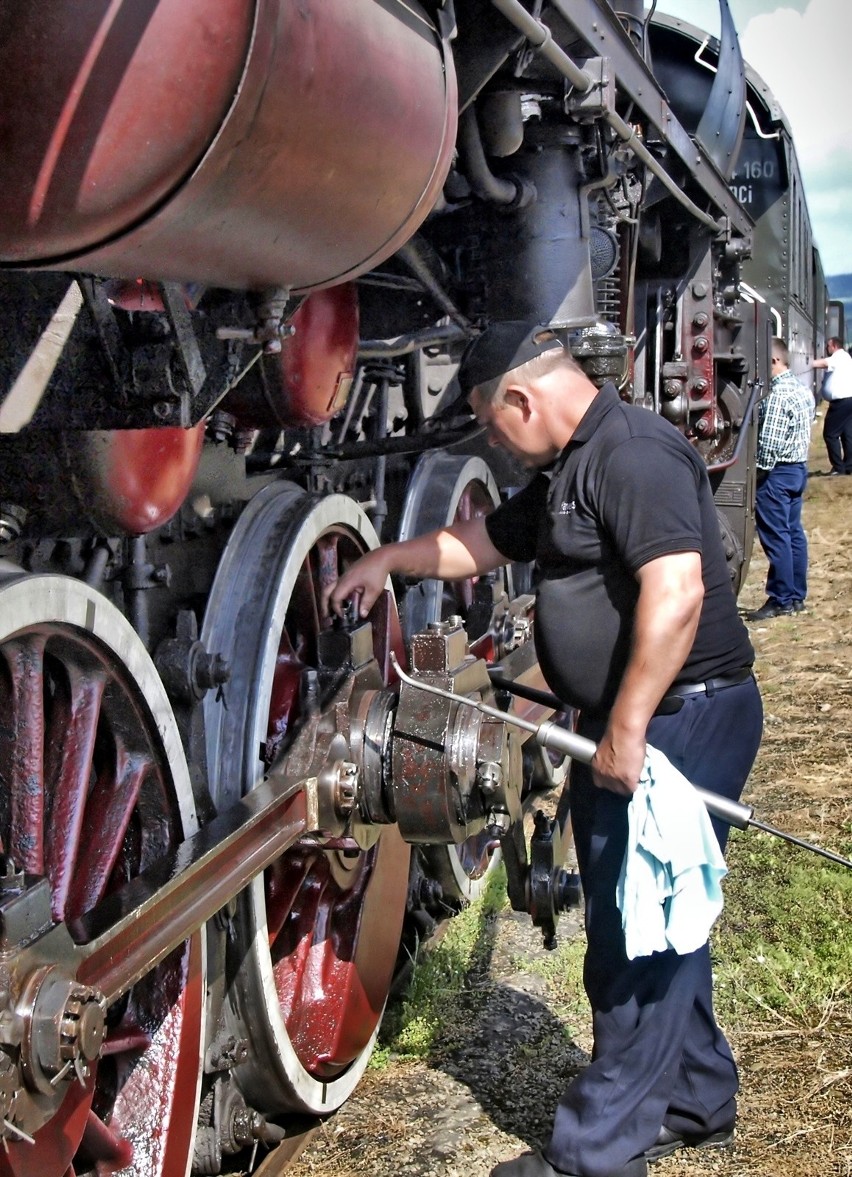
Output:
[591, 729, 646, 796]
[324, 517, 507, 622]
[325, 548, 391, 619]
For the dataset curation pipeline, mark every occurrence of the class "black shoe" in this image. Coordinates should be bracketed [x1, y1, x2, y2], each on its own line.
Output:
[645, 1124, 735, 1163]
[490, 1152, 648, 1177]
[746, 599, 794, 621]
[793, 599, 806, 613]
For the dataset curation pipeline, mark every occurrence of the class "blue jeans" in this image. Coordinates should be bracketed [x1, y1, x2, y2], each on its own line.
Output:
[754, 462, 807, 607]
[547, 678, 763, 1176]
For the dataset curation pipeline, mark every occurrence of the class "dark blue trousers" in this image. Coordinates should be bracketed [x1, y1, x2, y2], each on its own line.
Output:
[823, 398, 852, 473]
[545, 677, 763, 1177]
[754, 462, 808, 608]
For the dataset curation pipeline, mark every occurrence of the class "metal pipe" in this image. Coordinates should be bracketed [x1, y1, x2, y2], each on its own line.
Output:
[487, 0, 726, 233]
[358, 324, 469, 359]
[391, 652, 852, 870]
[396, 239, 473, 330]
[489, 0, 593, 91]
[457, 106, 523, 206]
[604, 110, 725, 232]
[300, 422, 485, 460]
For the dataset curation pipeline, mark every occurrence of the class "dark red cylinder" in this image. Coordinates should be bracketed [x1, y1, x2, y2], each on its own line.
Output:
[0, 424, 205, 536]
[224, 284, 360, 428]
[83, 424, 206, 534]
[0, 0, 457, 293]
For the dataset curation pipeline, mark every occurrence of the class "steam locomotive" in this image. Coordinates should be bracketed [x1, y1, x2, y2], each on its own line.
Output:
[0, 2, 825, 1174]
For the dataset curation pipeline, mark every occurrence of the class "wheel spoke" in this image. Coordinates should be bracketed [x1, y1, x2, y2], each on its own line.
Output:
[265, 851, 314, 941]
[4, 636, 47, 873]
[67, 750, 148, 920]
[315, 533, 341, 611]
[100, 1023, 151, 1057]
[80, 1109, 133, 1168]
[271, 858, 328, 1033]
[45, 664, 106, 920]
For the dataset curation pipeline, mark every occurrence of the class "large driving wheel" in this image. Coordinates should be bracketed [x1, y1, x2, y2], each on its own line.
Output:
[398, 453, 512, 904]
[398, 452, 513, 642]
[202, 483, 410, 1116]
[0, 571, 203, 1177]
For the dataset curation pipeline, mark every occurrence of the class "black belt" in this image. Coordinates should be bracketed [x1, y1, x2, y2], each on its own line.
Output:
[654, 666, 754, 716]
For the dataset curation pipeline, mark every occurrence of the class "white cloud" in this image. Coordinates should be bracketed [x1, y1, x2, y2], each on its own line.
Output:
[739, 1, 852, 271]
[657, 1, 852, 272]
[740, 2, 847, 170]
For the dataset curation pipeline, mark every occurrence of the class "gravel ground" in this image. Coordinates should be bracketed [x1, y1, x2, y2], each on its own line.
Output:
[293, 907, 589, 1177]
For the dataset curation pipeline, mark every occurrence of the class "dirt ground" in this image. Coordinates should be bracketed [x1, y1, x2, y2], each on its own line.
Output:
[293, 424, 852, 1177]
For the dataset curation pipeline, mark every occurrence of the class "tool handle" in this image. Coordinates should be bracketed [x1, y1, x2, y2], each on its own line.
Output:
[534, 720, 754, 829]
[693, 787, 753, 830]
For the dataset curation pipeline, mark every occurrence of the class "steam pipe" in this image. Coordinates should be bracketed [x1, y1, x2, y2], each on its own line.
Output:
[396, 239, 473, 330]
[358, 324, 469, 359]
[487, 0, 727, 233]
[457, 106, 526, 206]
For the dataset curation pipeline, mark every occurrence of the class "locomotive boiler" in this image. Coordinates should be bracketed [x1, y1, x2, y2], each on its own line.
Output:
[0, 1, 805, 1173]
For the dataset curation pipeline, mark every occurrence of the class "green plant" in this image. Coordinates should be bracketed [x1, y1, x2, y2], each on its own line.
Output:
[712, 829, 852, 1028]
[376, 866, 508, 1061]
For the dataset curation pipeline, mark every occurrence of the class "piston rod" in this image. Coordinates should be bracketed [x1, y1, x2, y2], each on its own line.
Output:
[391, 654, 852, 871]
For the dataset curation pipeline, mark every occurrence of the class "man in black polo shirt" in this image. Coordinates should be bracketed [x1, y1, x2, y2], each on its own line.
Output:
[328, 322, 763, 1177]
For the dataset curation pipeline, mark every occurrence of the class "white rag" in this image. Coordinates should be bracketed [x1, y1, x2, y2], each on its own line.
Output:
[616, 743, 728, 960]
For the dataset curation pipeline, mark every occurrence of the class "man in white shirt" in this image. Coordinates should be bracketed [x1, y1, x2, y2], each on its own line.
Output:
[813, 337, 852, 474]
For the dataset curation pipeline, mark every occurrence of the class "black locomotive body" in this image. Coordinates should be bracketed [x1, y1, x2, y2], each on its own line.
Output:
[0, 3, 825, 1174]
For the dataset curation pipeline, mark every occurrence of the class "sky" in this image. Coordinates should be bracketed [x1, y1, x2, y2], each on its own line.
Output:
[655, 1, 852, 276]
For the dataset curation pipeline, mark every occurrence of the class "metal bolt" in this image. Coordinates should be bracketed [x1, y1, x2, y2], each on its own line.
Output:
[0, 504, 27, 545]
[334, 762, 360, 818]
[477, 761, 503, 795]
[195, 651, 231, 692]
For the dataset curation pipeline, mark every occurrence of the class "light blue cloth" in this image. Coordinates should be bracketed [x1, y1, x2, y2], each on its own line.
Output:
[616, 743, 728, 960]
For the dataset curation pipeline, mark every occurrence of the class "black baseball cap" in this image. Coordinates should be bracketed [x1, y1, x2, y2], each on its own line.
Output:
[457, 321, 564, 397]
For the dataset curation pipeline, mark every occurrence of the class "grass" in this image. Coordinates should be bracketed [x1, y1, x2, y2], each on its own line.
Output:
[712, 828, 852, 1028]
[375, 866, 509, 1063]
[380, 822, 852, 1071]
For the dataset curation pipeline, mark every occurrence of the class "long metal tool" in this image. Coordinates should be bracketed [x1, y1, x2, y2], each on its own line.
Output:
[392, 654, 852, 871]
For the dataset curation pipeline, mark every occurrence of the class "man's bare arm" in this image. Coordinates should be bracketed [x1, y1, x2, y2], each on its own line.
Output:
[592, 550, 704, 795]
[326, 515, 508, 618]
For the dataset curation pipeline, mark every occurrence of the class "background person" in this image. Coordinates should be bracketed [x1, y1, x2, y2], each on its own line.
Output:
[747, 338, 814, 621]
[328, 322, 763, 1177]
[812, 336, 852, 474]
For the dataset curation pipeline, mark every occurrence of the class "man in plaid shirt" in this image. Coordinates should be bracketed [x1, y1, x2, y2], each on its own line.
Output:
[747, 338, 815, 621]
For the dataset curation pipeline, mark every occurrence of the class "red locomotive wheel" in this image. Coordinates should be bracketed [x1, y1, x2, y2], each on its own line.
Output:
[202, 484, 410, 1116]
[0, 572, 203, 1177]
